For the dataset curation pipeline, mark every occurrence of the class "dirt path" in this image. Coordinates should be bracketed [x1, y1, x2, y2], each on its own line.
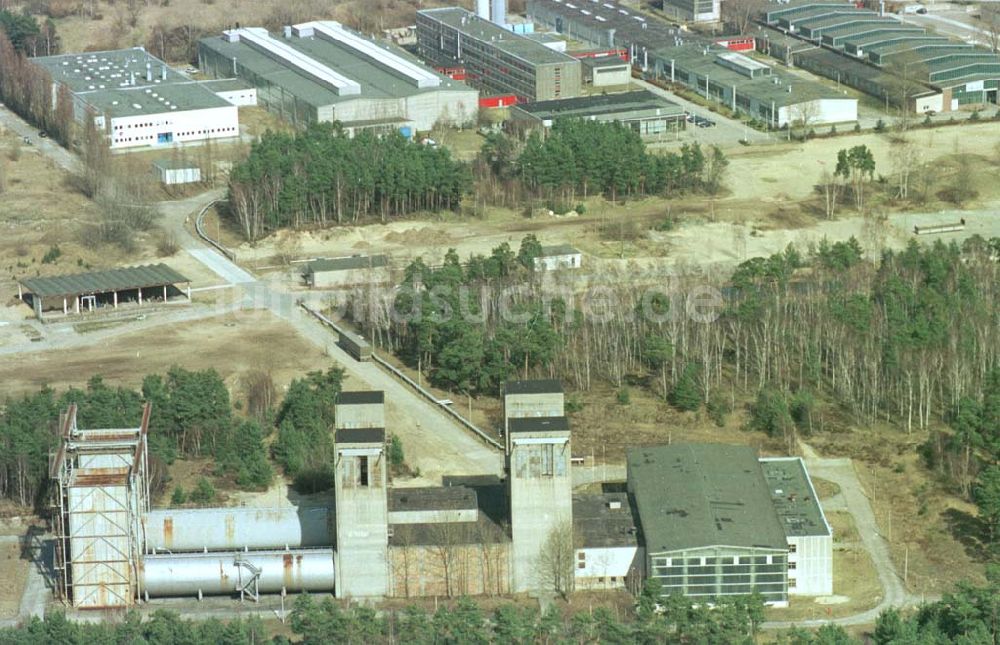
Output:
[762, 443, 928, 630]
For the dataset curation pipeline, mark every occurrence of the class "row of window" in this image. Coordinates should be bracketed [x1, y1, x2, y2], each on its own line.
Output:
[175, 126, 238, 137]
[114, 121, 171, 130]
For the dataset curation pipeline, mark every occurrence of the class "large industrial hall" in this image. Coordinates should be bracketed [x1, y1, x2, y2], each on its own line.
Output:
[198, 21, 479, 133]
[31, 48, 241, 150]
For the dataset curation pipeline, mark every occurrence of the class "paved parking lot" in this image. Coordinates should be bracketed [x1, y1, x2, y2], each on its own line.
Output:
[633, 78, 778, 148]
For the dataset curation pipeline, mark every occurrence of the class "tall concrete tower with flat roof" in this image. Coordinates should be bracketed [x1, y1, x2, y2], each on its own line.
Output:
[334, 392, 389, 597]
[504, 380, 573, 593]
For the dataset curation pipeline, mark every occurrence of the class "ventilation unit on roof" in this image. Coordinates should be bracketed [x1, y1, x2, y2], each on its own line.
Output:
[133, 103, 142, 109]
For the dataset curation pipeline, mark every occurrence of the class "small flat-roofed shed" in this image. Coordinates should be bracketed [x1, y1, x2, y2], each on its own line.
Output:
[19, 263, 190, 321]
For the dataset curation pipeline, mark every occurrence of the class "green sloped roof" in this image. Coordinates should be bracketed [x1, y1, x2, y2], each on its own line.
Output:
[20, 264, 189, 298]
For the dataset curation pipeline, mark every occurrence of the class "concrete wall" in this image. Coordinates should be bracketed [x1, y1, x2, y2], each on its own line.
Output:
[535, 61, 582, 101]
[388, 542, 510, 597]
[334, 443, 389, 597]
[335, 402, 385, 429]
[405, 89, 479, 130]
[508, 432, 573, 593]
[591, 64, 631, 87]
[504, 392, 565, 419]
[788, 534, 833, 596]
[156, 166, 201, 185]
[388, 509, 478, 525]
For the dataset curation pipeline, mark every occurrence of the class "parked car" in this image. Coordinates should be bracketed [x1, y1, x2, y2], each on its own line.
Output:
[38, 130, 48, 138]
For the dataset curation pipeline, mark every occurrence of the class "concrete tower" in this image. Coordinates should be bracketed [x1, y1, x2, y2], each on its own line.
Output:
[333, 394, 389, 598]
[505, 380, 572, 593]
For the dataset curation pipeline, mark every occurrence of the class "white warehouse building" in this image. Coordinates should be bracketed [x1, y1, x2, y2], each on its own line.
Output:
[198, 21, 479, 134]
[32, 48, 242, 150]
[761, 457, 834, 596]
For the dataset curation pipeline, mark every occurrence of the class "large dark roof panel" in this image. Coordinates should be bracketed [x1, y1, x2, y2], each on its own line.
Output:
[20, 264, 189, 298]
[505, 379, 564, 395]
[627, 443, 788, 554]
[337, 391, 385, 405]
[335, 427, 385, 444]
[508, 416, 569, 433]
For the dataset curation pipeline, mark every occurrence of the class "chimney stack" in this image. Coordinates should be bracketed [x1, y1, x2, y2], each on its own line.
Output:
[146, 62, 152, 82]
[161, 66, 167, 81]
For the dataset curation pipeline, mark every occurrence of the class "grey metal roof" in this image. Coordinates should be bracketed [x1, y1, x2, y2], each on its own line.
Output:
[760, 458, 831, 538]
[505, 379, 564, 395]
[20, 264, 189, 298]
[303, 254, 388, 274]
[419, 7, 576, 66]
[199, 28, 470, 109]
[335, 427, 385, 444]
[508, 416, 569, 433]
[152, 158, 199, 170]
[31, 48, 231, 118]
[627, 443, 789, 554]
[573, 493, 640, 548]
[337, 390, 384, 405]
[389, 486, 477, 512]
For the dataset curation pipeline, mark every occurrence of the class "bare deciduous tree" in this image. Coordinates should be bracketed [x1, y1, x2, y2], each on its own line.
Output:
[535, 522, 575, 599]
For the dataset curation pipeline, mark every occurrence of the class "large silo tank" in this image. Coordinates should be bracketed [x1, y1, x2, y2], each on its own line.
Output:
[476, 0, 490, 19]
[140, 549, 336, 597]
[144, 506, 332, 552]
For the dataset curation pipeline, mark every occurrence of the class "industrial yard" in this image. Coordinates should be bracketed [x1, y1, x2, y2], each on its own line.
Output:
[0, 0, 999, 641]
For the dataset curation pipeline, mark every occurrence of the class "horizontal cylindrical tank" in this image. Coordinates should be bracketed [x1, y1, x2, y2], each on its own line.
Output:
[144, 506, 332, 552]
[141, 549, 336, 597]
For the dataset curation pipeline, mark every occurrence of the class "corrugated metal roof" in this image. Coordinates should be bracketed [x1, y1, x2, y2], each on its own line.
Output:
[20, 264, 190, 298]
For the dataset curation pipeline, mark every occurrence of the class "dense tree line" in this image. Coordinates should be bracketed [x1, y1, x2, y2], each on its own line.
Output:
[227, 124, 470, 241]
[0, 368, 272, 509]
[0, 28, 73, 146]
[272, 368, 344, 492]
[12, 577, 1000, 644]
[357, 237, 562, 394]
[478, 121, 727, 206]
[0, 9, 60, 56]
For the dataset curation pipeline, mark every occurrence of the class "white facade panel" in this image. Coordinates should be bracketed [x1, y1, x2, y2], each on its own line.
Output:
[109, 105, 239, 150]
[915, 93, 943, 113]
[403, 89, 479, 131]
[574, 546, 639, 589]
[778, 98, 857, 127]
[387, 508, 478, 524]
[788, 534, 833, 596]
[534, 253, 582, 271]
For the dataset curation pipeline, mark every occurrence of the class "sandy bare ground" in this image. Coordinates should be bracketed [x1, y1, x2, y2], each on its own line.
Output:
[0, 310, 330, 397]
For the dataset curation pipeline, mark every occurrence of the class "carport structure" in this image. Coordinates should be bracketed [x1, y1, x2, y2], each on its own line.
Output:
[18, 264, 191, 321]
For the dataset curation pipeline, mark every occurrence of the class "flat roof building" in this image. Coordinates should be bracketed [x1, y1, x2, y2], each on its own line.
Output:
[653, 44, 857, 127]
[199, 22, 478, 133]
[302, 254, 390, 289]
[761, 457, 833, 596]
[511, 90, 684, 139]
[627, 443, 791, 605]
[31, 48, 240, 150]
[764, 3, 1000, 112]
[416, 7, 582, 101]
[18, 263, 190, 321]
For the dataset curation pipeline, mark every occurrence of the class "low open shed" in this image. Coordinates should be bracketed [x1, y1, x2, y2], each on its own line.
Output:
[19, 263, 191, 321]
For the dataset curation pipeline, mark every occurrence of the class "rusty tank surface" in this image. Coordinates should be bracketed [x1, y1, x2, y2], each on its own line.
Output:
[140, 548, 336, 597]
[144, 506, 332, 551]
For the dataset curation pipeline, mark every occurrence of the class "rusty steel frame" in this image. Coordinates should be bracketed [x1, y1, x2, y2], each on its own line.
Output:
[50, 403, 151, 609]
